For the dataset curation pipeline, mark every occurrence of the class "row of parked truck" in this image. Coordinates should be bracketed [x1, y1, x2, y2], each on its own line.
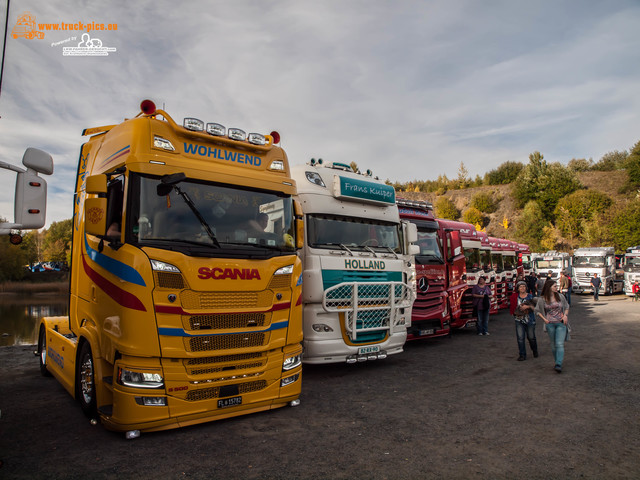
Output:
[530, 246, 640, 298]
[0, 100, 627, 437]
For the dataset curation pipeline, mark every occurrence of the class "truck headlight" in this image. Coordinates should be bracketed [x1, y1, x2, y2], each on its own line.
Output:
[281, 373, 300, 387]
[118, 368, 164, 389]
[283, 353, 302, 371]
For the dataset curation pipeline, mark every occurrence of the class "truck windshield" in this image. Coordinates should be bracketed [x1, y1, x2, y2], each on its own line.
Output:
[624, 256, 640, 271]
[491, 253, 504, 272]
[129, 173, 295, 254]
[415, 229, 444, 264]
[521, 255, 532, 270]
[464, 248, 481, 273]
[307, 214, 401, 253]
[503, 254, 516, 270]
[573, 256, 605, 268]
[480, 250, 492, 271]
[535, 259, 561, 269]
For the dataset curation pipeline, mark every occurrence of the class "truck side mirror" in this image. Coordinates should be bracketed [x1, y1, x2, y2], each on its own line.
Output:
[84, 174, 108, 237]
[0, 148, 53, 236]
[405, 221, 418, 244]
[447, 230, 463, 260]
[409, 244, 420, 255]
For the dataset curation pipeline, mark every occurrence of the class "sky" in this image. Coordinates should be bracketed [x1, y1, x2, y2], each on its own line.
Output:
[1, 0, 639, 228]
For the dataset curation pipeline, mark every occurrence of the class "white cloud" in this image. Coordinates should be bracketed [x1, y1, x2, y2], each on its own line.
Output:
[1, 0, 639, 227]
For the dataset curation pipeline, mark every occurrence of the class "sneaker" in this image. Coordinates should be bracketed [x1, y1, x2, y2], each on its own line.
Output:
[517, 356, 526, 361]
[533, 351, 539, 358]
[484, 332, 490, 335]
[478, 333, 483, 336]
[554, 365, 562, 373]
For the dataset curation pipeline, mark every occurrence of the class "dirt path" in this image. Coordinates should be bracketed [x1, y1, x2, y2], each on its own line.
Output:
[1, 294, 639, 479]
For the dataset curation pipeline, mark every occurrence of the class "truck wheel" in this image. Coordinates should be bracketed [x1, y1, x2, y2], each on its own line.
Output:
[38, 326, 51, 377]
[77, 341, 97, 416]
[607, 282, 613, 296]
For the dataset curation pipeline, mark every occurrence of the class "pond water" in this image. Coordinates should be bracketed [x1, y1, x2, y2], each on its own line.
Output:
[0, 296, 69, 346]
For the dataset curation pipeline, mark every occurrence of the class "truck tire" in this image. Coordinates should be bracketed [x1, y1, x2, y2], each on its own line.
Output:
[38, 326, 52, 377]
[77, 341, 97, 416]
[607, 282, 613, 296]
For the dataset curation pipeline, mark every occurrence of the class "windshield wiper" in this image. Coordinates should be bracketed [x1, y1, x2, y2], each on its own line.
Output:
[157, 173, 220, 248]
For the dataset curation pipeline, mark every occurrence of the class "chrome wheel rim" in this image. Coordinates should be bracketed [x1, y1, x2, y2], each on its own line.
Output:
[79, 354, 94, 404]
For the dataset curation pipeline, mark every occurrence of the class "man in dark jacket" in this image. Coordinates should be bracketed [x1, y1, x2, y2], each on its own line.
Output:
[590, 273, 602, 301]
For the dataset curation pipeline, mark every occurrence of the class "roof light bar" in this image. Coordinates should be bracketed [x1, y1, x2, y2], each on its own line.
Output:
[228, 128, 246, 141]
[248, 133, 266, 146]
[206, 123, 226, 136]
[183, 118, 204, 131]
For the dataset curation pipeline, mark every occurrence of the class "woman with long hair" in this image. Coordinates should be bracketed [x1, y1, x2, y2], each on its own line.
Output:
[535, 279, 570, 373]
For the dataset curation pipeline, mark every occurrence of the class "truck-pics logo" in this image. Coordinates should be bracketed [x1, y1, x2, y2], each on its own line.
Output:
[12, 12, 44, 39]
[198, 267, 261, 280]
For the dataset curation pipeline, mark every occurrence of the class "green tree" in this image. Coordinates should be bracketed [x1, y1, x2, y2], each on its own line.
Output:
[514, 200, 546, 252]
[434, 196, 459, 220]
[567, 158, 593, 172]
[554, 190, 613, 242]
[593, 150, 628, 171]
[456, 162, 470, 189]
[470, 192, 497, 213]
[607, 199, 640, 250]
[0, 218, 29, 281]
[484, 161, 524, 185]
[462, 207, 484, 227]
[622, 140, 640, 193]
[41, 219, 73, 263]
[512, 151, 582, 220]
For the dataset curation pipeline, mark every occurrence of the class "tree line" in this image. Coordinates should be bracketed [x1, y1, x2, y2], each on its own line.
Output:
[2, 140, 640, 281]
[426, 140, 640, 253]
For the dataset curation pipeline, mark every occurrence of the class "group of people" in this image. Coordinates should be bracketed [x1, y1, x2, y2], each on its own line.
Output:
[471, 271, 571, 374]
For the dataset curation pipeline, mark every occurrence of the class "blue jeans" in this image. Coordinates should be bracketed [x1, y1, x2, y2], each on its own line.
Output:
[515, 320, 537, 357]
[564, 289, 571, 305]
[546, 322, 567, 367]
[476, 309, 489, 334]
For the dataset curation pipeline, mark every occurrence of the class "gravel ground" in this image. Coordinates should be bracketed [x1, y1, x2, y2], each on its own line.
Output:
[1, 294, 639, 479]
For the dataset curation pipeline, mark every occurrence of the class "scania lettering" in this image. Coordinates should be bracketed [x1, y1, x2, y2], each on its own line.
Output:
[292, 160, 417, 364]
[30, 101, 304, 436]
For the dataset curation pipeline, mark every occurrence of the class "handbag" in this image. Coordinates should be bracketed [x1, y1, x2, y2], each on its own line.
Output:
[482, 294, 490, 310]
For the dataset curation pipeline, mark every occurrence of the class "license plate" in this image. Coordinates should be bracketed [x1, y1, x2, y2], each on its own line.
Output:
[218, 396, 242, 409]
[419, 329, 435, 336]
[358, 345, 380, 355]
[467, 321, 477, 327]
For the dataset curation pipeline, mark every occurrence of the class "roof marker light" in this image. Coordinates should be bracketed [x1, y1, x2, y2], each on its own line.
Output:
[248, 133, 266, 146]
[153, 135, 175, 151]
[140, 100, 156, 115]
[183, 118, 204, 131]
[228, 128, 246, 141]
[269, 160, 285, 171]
[206, 123, 226, 136]
[270, 131, 281, 144]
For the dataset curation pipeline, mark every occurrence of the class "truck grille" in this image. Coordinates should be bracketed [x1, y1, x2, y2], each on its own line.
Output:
[268, 274, 291, 289]
[185, 352, 267, 376]
[323, 281, 413, 343]
[189, 332, 267, 352]
[185, 380, 267, 401]
[155, 272, 186, 289]
[189, 313, 266, 330]
[181, 290, 272, 309]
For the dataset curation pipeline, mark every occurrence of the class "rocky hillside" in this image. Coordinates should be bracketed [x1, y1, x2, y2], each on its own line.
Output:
[396, 170, 630, 239]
